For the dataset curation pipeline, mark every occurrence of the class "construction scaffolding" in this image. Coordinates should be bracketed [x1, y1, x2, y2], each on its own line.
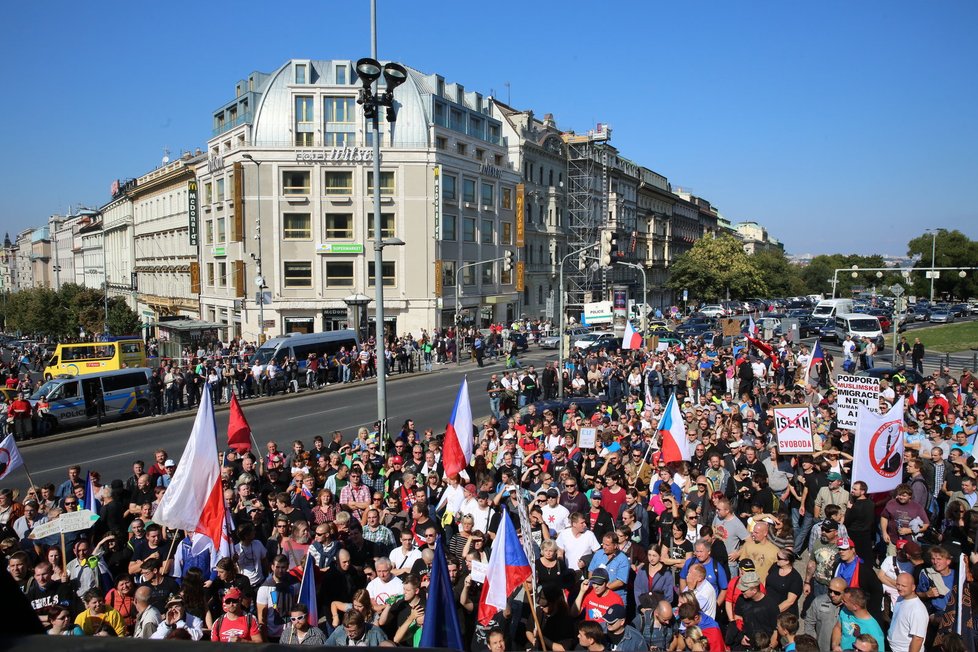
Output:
[562, 125, 611, 315]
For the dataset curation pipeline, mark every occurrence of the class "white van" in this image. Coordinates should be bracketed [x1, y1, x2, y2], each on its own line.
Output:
[834, 313, 885, 349]
[812, 298, 854, 320]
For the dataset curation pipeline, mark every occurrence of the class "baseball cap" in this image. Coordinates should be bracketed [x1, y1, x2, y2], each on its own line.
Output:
[390, 455, 403, 464]
[739, 571, 761, 591]
[477, 491, 490, 500]
[165, 459, 176, 468]
[223, 588, 243, 602]
[837, 537, 853, 550]
[464, 483, 477, 494]
[902, 541, 923, 557]
[895, 539, 909, 551]
[729, 441, 742, 449]
[165, 594, 183, 607]
[603, 603, 626, 624]
[589, 568, 610, 584]
[827, 472, 843, 481]
[821, 519, 839, 531]
[591, 490, 603, 499]
[546, 487, 559, 498]
[738, 558, 757, 570]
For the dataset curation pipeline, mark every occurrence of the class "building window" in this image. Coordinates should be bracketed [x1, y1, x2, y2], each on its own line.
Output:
[481, 261, 494, 285]
[368, 261, 396, 287]
[206, 262, 215, 286]
[283, 213, 312, 239]
[442, 260, 456, 287]
[295, 63, 307, 84]
[463, 217, 476, 242]
[218, 262, 227, 287]
[443, 175, 457, 201]
[488, 124, 501, 144]
[205, 220, 214, 245]
[325, 261, 354, 287]
[481, 219, 493, 245]
[442, 215, 457, 241]
[501, 267, 513, 285]
[434, 102, 447, 127]
[461, 263, 475, 286]
[481, 182, 494, 207]
[335, 65, 347, 85]
[324, 214, 353, 239]
[216, 178, 226, 202]
[367, 213, 395, 240]
[462, 179, 476, 203]
[435, 136, 447, 150]
[475, 148, 485, 161]
[502, 188, 512, 210]
[284, 261, 313, 288]
[216, 217, 226, 242]
[450, 108, 464, 131]
[324, 96, 356, 146]
[456, 142, 467, 156]
[324, 171, 353, 195]
[501, 222, 512, 245]
[283, 170, 310, 195]
[366, 171, 395, 195]
[204, 182, 213, 204]
[295, 96, 314, 147]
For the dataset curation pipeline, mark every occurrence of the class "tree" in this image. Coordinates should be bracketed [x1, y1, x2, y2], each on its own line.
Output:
[668, 235, 768, 301]
[752, 250, 807, 297]
[907, 229, 978, 300]
[800, 254, 890, 297]
[106, 297, 141, 336]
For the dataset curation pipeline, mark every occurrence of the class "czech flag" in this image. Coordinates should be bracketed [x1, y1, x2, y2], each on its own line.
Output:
[657, 394, 689, 463]
[297, 550, 319, 627]
[85, 471, 101, 515]
[442, 378, 473, 478]
[909, 384, 919, 406]
[479, 509, 532, 625]
[805, 340, 824, 387]
[622, 321, 642, 350]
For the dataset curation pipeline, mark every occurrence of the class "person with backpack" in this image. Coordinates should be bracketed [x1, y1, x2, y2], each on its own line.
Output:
[256, 554, 299, 643]
[211, 587, 263, 642]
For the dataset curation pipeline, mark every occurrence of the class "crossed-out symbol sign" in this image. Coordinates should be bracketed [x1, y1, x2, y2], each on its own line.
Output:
[869, 419, 904, 477]
[776, 410, 807, 433]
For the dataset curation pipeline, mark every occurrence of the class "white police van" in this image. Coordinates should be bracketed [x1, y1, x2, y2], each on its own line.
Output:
[30, 368, 153, 433]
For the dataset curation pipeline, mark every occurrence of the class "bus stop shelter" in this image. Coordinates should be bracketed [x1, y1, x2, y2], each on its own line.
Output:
[153, 320, 230, 360]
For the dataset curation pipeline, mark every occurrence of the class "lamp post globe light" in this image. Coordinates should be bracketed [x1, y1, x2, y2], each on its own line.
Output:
[355, 8, 409, 449]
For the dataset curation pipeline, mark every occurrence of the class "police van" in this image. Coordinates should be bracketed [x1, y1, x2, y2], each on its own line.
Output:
[30, 368, 153, 433]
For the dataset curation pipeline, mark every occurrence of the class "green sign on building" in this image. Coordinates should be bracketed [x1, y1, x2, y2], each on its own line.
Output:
[316, 243, 365, 254]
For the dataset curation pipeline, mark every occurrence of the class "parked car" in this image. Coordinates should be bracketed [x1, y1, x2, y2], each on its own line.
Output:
[950, 304, 970, 318]
[573, 331, 617, 351]
[539, 326, 590, 349]
[930, 310, 954, 324]
[507, 332, 529, 352]
[913, 307, 931, 322]
[699, 304, 727, 318]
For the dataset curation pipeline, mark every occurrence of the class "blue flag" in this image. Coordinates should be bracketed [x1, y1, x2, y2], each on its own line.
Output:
[419, 536, 464, 650]
[297, 551, 319, 627]
[85, 471, 101, 515]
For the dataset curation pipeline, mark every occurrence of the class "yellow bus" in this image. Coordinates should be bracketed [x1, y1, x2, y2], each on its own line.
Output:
[44, 340, 147, 379]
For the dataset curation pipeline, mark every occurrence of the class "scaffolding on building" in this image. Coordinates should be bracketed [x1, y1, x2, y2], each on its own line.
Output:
[562, 125, 611, 314]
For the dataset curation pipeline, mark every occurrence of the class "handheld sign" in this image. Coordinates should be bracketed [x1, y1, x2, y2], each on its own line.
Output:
[30, 509, 99, 539]
[578, 427, 598, 449]
[773, 405, 816, 454]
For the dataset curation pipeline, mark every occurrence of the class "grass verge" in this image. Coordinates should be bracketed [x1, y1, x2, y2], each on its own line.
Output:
[910, 321, 978, 353]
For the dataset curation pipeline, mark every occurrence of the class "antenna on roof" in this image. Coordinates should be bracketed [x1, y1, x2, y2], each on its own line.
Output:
[162, 147, 170, 166]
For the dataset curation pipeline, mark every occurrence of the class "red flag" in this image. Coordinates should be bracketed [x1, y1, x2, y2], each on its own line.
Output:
[227, 394, 252, 453]
[746, 335, 780, 370]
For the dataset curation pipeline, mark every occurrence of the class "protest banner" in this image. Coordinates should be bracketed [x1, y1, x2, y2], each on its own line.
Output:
[835, 373, 880, 430]
[30, 509, 99, 540]
[578, 427, 597, 449]
[773, 405, 816, 454]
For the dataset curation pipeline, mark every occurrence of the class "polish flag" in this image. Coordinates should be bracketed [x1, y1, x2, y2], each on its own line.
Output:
[657, 394, 689, 463]
[622, 321, 642, 350]
[154, 384, 230, 564]
[478, 505, 532, 625]
[442, 378, 473, 478]
[227, 393, 252, 453]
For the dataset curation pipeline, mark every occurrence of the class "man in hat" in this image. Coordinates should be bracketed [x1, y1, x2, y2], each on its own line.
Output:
[805, 519, 841, 599]
[574, 567, 624, 622]
[212, 587, 263, 642]
[601, 603, 646, 651]
[541, 487, 570, 535]
[833, 536, 884, 622]
[814, 471, 850, 520]
[734, 570, 779, 649]
[150, 593, 205, 640]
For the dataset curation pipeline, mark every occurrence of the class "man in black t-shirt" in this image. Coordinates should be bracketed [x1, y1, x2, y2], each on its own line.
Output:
[733, 571, 779, 648]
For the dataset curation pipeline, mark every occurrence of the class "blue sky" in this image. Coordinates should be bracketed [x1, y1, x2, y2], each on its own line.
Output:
[1, 0, 975, 256]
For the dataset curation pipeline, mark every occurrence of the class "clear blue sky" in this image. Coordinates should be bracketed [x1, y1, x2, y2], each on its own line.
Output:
[2, 0, 975, 256]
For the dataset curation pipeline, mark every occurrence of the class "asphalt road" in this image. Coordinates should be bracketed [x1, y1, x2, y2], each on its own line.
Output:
[14, 349, 558, 489]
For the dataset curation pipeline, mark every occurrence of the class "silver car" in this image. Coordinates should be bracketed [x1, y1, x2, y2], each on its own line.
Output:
[930, 310, 953, 324]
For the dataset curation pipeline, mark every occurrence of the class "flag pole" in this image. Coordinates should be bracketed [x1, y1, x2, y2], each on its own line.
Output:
[20, 459, 39, 499]
[522, 580, 547, 652]
[635, 428, 656, 483]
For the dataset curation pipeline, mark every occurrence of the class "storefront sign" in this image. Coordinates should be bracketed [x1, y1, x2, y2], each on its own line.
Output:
[515, 184, 525, 247]
[434, 260, 443, 297]
[212, 246, 226, 257]
[433, 166, 441, 240]
[480, 162, 501, 178]
[187, 180, 199, 247]
[316, 243, 365, 254]
[296, 147, 374, 164]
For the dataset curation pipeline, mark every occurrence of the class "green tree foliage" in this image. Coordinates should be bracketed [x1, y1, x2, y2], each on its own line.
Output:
[907, 229, 978, 300]
[752, 250, 807, 297]
[0, 284, 142, 338]
[667, 235, 768, 301]
[800, 254, 889, 297]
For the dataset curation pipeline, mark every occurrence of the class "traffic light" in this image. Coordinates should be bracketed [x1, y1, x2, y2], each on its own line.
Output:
[599, 230, 616, 266]
[503, 250, 514, 272]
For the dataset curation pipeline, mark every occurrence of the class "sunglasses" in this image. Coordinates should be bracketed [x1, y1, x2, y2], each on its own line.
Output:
[64, 501, 78, 506]
[289, 616, 306, 622]
[224, 599, 240, 604]
[828, 590, 843, 596]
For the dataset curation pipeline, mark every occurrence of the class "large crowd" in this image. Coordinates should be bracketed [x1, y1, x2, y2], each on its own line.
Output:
[2, 322, 978, 651]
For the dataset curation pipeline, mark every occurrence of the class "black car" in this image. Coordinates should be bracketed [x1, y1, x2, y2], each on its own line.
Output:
[855, 366, 925, 386]
[797, 316, 823, 338]
[507, 332, 529, 352]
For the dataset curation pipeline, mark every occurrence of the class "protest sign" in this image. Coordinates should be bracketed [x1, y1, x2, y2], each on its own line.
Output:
[578, 427, 597, 449]
[30, 509, 99, 539]
[773, 405, 815, 454]
[835, 374, 880, 430]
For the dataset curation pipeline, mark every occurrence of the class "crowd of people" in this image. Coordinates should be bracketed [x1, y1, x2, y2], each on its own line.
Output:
[3, 319, 978, 651]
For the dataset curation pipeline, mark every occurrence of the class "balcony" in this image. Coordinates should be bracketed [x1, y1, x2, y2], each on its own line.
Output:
[213, 110, 254, 137]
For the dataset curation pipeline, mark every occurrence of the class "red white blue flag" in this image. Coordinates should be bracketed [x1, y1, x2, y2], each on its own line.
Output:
[622, 321, 642, 350]
[297, 550, 319, 627]
[657, 394, 689, 463]
[442, 378, 473, 478]
[479, 508, 532, 625]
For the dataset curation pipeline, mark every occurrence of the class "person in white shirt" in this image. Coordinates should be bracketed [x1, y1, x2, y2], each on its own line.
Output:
[151, 595, 204, 640]
[685, 563, 718, 619]
[389, 532, 422, 577]
[555, 513, 600, 571]
[887, 572, 928, 652]
[436, 475, 465, 517]
[540, 488, 571, 535]
[365, 558, 404, 613]
[233, 524, 268, 586]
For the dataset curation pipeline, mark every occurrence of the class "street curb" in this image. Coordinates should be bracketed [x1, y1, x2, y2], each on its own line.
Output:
[18, 351, 550, 449]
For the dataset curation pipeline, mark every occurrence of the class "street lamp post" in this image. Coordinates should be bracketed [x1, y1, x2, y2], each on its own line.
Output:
[926, 228, 940, 302]
[241, 154, 266, 343]
[454, 256, 509, 367]
[616, 261, 647, 338]
[355, 5, 409, 447]
[557, 243, 598, 398]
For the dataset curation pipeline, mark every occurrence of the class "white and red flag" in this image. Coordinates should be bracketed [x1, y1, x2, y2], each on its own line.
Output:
[154, 384, 230, 563]
[442, 378, 473, 477]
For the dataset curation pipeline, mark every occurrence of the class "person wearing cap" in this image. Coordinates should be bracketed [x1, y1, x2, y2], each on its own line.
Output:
[733, 569, 779, 649]
[212, 587, 264, 642]
[814, 471, 850, 520]
[832, 536, 884, 622]
[601, 602, 646, 651]
[805, 519, 841, 598]
[150, 593, 204, 640]
[155, 459, 176, 489]
[541, 487, 571, 535]
[574, 567, 624, 622]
